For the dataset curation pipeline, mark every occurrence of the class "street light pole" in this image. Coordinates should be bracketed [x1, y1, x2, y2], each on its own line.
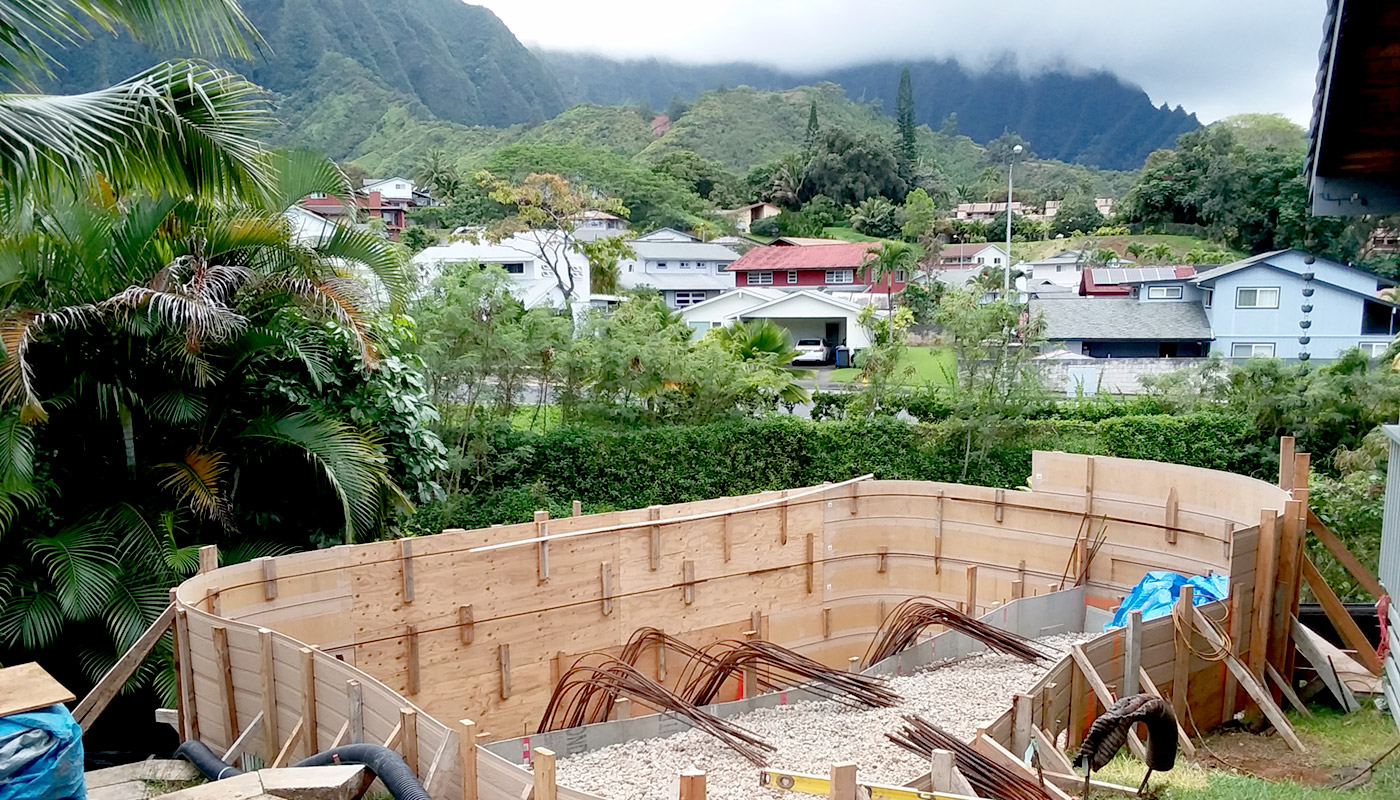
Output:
[1003, 143, 1023, 298]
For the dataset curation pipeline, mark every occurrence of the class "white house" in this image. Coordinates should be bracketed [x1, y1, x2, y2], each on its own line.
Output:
[1024, 249, 1133, 290]
[634, 228, 699, 243]
[619, 239, 740, 309]
[720, 202, 781, 233]
[362, 177, 417, 202]
[935, 243, 1009, 270]
[412, 232, 594, 320]
[680, 288, 885, 351]
[571, 211, 629, 242]
[285, 204, 340, 245]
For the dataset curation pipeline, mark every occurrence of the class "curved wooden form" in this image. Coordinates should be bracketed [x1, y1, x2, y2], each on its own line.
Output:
[173, 451, 1293, 800]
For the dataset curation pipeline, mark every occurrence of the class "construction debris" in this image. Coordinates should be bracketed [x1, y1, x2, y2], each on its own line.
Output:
[863, 598, 1050, 667]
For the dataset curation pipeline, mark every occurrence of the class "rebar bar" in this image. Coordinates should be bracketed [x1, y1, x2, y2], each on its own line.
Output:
[862, 597, 1051, 667]
[887, 714, 1056, 800]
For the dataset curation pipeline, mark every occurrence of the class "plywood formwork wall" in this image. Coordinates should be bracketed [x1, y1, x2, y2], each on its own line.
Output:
[173, 452, 1292, 800]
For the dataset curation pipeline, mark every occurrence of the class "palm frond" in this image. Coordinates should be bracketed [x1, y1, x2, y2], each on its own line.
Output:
[238, 326, 335, 390]
[0, 61, 273, 205]
[0, 583, 63, 648]
[311, 225, 413, 312]
[221, 539, 294, 565]
[101, 577, 170, 650]
[241, 411, 405, 543]
[267, 148, 354, 211]
[145, 387, 209, 424]
[268, 275, 376, 363]
[0, 306, 97, 422]
[155, 446, 227, 521]
[27, 519, 118, 619]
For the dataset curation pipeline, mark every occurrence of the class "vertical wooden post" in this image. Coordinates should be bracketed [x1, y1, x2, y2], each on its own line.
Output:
[407, 625, 420, 695]
[348, 680, 363, 744]
[169, 589, 186, 740]
[994, 488, 1005, 522]
[175, 607, 198, 741]
[829, 763, 857, 800]
[679, 769, 706, 800]
[1123, 610, 1142, 698]
[459, 719, 478, 800]
[533, 748, 557, 800]
[1012, 694, 1033, 759]
[259, 557, 278, 601]
[198, 544, 218, 574]
[459, 605, 474, 644]
[722, 514, 731, 563]
[399, 708, 418, 776]
[934, 493, 944, 574]
[779, 490, 789, 545]
[876, 546, 888, 573]
[571, 500, 582, 518]
[299, 648, 317, 757]
[1171, 585, 1194, 725]
[259, 629, 278, 759]
[1069, 661, 1087, 748]
[822, 608, 832, 639]
[612, 697, 631, 721]
[850, 482, 860, 515]
[1278, 435, 1296, 491]
[1074, 537, 1089, 586]
[1164, 487, 1179, 544]
[213, 625, 238, 744]
[1249, 508, 1279, 693]
[751, 610, 763, 640]
[600, 563, 613, 615]
[648, 506, 662, 570]
[965, 565, 978, 617]
[400, 538, 415, 604]
[1270, 499, 1303, 682]
[682, 560, 695, 605]
[498, 645, 511, 699]
[806, 532, 816, 593]
[1222, 584, 1246, 724]
[535, 510, 550, 583]
[1085, 456, 1096, 516]
[1011, 580, 1025, 600]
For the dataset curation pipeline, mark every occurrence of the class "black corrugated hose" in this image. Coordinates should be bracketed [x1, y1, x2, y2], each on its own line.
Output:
[177, 740, 431, 800]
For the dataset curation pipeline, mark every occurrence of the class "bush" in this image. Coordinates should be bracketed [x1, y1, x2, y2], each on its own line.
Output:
[810, 391, 853, 421]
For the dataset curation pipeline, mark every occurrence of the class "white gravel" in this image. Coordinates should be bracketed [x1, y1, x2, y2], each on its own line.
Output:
[556, 633, 1094, 800]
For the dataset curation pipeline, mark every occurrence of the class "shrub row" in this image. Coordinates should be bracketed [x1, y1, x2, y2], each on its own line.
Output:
[409, 413, 1273, 533]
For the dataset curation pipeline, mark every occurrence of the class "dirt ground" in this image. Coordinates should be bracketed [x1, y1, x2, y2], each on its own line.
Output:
[1189, 725, 1335, 785]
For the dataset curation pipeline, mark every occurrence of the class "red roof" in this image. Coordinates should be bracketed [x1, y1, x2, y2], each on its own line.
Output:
[726, 242, 875, 272]
[939, 243, 1001, 258]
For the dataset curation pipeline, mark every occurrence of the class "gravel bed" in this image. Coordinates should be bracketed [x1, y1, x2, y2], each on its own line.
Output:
[556, 632, 1095, 800]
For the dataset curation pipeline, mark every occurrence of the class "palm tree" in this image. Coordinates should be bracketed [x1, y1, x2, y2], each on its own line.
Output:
[0, 3, 273, 208]
[1124, 242, 1147, 261]
[867, 241, 918, 309]
[1146, 243, 1175, 264]
[712, 319, 812, 404]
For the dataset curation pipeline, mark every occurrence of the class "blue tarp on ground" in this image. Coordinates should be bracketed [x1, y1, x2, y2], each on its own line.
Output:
[1105, 570, 1229, 630]
[0, 704, 85, 800]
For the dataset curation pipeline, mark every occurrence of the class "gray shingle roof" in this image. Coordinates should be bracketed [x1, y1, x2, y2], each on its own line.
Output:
[629, 241, 741, 261]
[1032, 297, 1213, 342]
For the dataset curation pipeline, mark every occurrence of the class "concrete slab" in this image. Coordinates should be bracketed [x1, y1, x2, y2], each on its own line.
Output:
[259, 765, 366, 800]
[154, 772, 263, 800]
[87, 759, 201, 790]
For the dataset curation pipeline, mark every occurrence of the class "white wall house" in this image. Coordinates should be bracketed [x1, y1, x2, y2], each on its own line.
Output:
[619, 239, 739, 309]
[412, 233, 594, 321]
[362, 177, 417, 202]
[1025, 249, 1134, 289]
[680, 289, 885, 350]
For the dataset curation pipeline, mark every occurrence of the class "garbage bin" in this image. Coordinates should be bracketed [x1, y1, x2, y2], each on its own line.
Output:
[834, 346, 850, 368]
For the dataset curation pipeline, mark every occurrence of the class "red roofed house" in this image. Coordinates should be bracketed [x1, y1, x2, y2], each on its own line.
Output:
[935, 243, 1010, 269]
[725, 242, 909, 294]
[1080, 266, 1196, 296]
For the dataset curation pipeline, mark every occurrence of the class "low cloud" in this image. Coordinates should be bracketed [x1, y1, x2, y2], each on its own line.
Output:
[473, 0, 1325, 124]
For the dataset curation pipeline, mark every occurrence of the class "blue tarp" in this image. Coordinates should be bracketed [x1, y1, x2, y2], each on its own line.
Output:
[0, 704, 85, 800]
[1105, 570, 1229, 631]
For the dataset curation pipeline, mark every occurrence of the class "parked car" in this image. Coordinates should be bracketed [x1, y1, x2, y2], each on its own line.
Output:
[792, 339, 832, 365]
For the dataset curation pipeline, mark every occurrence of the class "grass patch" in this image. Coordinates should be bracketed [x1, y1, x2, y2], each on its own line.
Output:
[828, 347, 955, 386]
[509, 404, 562, 432]
[1092, 706, 1400, 800]
[1011, 234, 1243, 265]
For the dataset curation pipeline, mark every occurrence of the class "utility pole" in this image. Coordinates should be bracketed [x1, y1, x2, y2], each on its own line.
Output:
[1004, 143, 1023, 299]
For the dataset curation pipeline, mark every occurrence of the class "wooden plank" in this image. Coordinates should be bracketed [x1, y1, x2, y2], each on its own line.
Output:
[965, 565, 978, 617]
[300, 647, 318, 756]
[1165, 487, 1179, 544]
[1171, 585, 1193, 727]
[572, 500, 582, 518]
[273, 717, 304, 768]
[329, 720, 350, 749]
[175, 607, 198, 741]
[600, 563, 613, 615]
[260, 557, 278, 601]
[401, 538, 415, 603]
[1249, 509, 1279, 691]
[459, 604, 475, 644]
[1011, 694, 1033, 760]
[1291, 617, 1360, 713]
[807, 532, 815, 593]
[1306, 510, 1384, 599]
[213, 625, 239, 744]
[222, 711, 263, 765]
[73, 603, 174, 729]
[680, 769, 706, 800]
[0, 663, 75, 718]
[930, 749, 976, 796]
[534, 747, 558, 800]
[499, 644, 512, 699]
[348, 680, 363, 744]
[1270, 500, 1304, 680]
[829, 762, 857, 800]
[535, 510, 550, 584]
[407, 625, 420, 695]
[683, 560, 695, 605]
[722, 514, 731, 563]
[972, 732, 1074, 800]
[1191, 607, 1305, 752]
[649, 506, 662, 570]
[198, 544, 218, 574]
[1265, 664, 1313, 718]
[400, 708, 418, 776]
[1221, 588, 1244, 725]
[1300, 555, 1381, 674]
[1123, 610, 1142, 698]
[1070, 645, 1147, 761]
[877, 546, 888, 574]
[1031, 727, 1074, 774]
[1069, 660, 1087, 749]
[460, 719, 479, 800]
[168, 589, 184, 740]
[260, 629, 278, 759]
[780, 491, 789, 546]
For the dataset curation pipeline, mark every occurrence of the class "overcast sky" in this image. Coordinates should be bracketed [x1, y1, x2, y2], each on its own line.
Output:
[472, 0, 1327, 125]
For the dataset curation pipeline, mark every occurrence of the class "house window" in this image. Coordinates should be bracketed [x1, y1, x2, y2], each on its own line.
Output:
[825, 269, 854, 284]
[1203, 288, 1213, 308]
[977, 257, 985, 265]
[498, 262, 525, 275]
[718, 262, 732, 270]
[787, 271, 798, 284]
[895, 269, 907, 283]
[749, 272, 773, 286]
[1056, 265, 1064, 273]
[1362, 341, 1390, 357]
[1147, 286, 1184, 300]
[308, 192, 327, 199]
[1236, 287, 1279, 309]
[674, 291, 707, 307]
[1231, 342, 1276, 358]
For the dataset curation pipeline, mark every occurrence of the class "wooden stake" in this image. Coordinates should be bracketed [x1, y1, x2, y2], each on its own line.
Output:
[534, 748, 557, 800]
[828, 763, 857, 800]
[401, 538, 415, 604]
[1266, 664, 1313, 718]
[299, 648, 317, 757]
[535, 510, 550, 583]
[399, 708, 418, 775]
[1221, 587, 1245, 725]
[1071, 645, 1147, 761]
[822, 607, 832, 639]
[649, 506, 662, 570]
[806, 532, 815, 593]
[965, 565, 978, 617]
[459, 605, 474, 644]
[348, 680, 363, 744]
[779, 490, 788, 545]
[213, 625, 239, 744]
[498, 644, 511, 699]
[572, 499, 582, 517]
[1279, 435, 1295, 490]
[1069, 660, 1087, 748]
[1306, 509, 1384, 598]
[679, 769, 706, 800]
[613, 697, 631, 720]
[460, 719, 479, 800]
[682, 560, 695, 605]
[1085, 456, 1096, 516]
[175, 607, 198, 741]
[1301, 555, 1382, 673]
[722, 514, 731, 563]
[995, 489, 1005, 523]
[934, 493, 944, 574]
[1271, 499, 1304, 682]
[259, 557, 278, 601]
[407, 625, 420, 695]
[198, 544, 218, 574]
[1171, 585, 1193, 726]
[1123, 609, 1142, 698]
[260, 629, 278, 758]
[1249, 509, 1279, 692]
[930, 749, 976, 796]
[876, 546, 888, 574]
[1012, 694, 1033, 759]
[850, 482, 860, 515]
[1011, 579, 1024, 600]
[169, 590, 184, 740]
[600, 563, 613, 615]
[1164, 487, 1179, 544]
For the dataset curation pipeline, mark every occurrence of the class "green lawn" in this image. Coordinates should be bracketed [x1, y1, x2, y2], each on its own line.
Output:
[828, 346, 955, 386]
[509, 404, 562, 432]
[1011, 233, 1244, 264]
[1093, 706, 1400, 800]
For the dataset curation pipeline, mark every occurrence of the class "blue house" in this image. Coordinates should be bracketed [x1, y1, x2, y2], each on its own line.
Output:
[1191, 250, 1397, 360]
[1033, 251, 1398, 361]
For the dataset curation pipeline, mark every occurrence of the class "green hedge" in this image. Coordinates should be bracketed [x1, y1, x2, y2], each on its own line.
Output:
[409, 413, 1271, 532]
